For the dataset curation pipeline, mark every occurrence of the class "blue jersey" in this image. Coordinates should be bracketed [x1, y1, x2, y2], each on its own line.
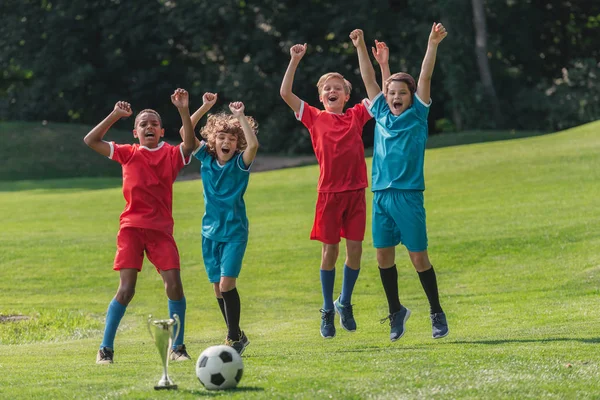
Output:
[193, 143, 251, 242]
[368, 92, 430, 191]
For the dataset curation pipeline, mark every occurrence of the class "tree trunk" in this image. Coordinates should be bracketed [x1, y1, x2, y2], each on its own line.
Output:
[471, 0, 503, 127]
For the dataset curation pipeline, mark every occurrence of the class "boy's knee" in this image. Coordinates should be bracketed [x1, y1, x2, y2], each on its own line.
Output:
[116, 287, 135, 305]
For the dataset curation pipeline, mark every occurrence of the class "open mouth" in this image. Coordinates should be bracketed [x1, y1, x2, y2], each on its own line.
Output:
[145, 131, 155, 138]
[328, 95, 338, 103]
[392, 101, 403, 112]
[222, 148, 231, 154]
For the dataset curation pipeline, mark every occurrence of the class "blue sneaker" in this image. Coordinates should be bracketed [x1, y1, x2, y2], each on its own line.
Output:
[381, 306, 411, 342]
[431, 312, 449, 339]
[319, 309, 336, 338]
[334, 297, 356, 332]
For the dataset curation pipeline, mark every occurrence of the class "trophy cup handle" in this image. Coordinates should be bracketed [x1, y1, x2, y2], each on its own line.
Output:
[147, 314, 155, 341]
[171, 314, 181, 346]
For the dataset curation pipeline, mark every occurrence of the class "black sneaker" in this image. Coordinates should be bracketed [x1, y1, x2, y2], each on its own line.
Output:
[224, 337, 245, 355]
[320, 308, 336, 338]
[380, 306, 411, 342]
[96, 347, 114, 364]
[169, 344, 191, 361]
[239, 330, 250, 354]
[431, 312, 449, 339]
[334, 296, 357, 332]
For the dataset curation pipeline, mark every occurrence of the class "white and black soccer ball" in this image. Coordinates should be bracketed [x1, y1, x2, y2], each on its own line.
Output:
[196, 345, 244, 390]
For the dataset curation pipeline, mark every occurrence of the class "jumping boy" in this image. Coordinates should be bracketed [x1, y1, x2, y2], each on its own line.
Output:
[280, 43, 372, 338]
[350, 24, 449, 341]
[181, 94, 258, 355]
[85, 88, 195, 364]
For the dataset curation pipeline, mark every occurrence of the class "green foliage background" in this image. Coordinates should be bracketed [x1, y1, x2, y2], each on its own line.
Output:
[1, 0, 599, 153]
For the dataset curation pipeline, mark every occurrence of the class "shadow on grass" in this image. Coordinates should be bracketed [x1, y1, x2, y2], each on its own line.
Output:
[182, 386, 264, 397]
[0, 177, 122, 193]
[449, 337, 600, 345]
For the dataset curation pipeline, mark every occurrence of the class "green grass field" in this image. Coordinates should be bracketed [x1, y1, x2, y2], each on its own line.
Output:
[0, 122, 599, 399]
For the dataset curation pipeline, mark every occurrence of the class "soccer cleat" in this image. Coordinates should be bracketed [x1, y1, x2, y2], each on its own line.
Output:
[430, 312, 449, 339]
[169, 344, 192, 361]
[96, 347, 114, 364]
[224, 337, 245, 355]
[238, 330, 250, 354]
[381, 306, 411, 342]
[319, 308, 336, 339]
[334, 297, 357, 332]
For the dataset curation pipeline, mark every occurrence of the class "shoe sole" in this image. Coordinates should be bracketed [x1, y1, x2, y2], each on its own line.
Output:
[334, 300, 356, 332]
[320, 333, 336, 339]
[432, 330, 449, 339]
[390, 308, 411, 342]
[239, 340, 250, 355]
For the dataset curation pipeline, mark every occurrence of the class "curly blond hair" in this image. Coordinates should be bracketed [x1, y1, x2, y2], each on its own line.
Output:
[200, 112, 258, 158]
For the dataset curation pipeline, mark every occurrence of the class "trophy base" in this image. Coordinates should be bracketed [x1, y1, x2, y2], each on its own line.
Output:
[154, 384, 178, 390]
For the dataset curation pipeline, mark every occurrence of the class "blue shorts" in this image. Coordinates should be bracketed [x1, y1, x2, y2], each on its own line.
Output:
[201, 236, 247, 283]
[372, 189, 428, 252]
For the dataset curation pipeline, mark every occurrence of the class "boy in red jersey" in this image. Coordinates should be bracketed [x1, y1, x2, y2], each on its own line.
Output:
[85, 88, 196, 364]
[280, 43, 372, 338]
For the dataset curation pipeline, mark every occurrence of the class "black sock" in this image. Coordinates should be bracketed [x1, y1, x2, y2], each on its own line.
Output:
[216, 297, 227, 325]
[221, 288, 241, 341]
[418, 266, 443, 314]
[379, 265, 402, 314]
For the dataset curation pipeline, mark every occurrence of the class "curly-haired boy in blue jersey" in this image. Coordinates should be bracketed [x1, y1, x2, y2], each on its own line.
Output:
[180, 94, 258, 355]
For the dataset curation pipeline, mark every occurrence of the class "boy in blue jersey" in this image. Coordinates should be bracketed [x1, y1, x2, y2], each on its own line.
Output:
[350, 24, 449, 341]
[180, 93, 258, 354]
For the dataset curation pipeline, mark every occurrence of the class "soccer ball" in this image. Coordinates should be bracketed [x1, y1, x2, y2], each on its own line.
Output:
[196, 345, 244, 390]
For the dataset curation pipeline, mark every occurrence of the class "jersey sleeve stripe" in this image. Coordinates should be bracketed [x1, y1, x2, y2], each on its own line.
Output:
[295, 101, 305, 121]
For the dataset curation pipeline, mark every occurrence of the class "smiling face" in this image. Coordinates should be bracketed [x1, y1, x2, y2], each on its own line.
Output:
[215, 132, 239, 164]
[385, 81, 413, 116]
[133, 111, 164, 148]
[317, 73, 351, 114]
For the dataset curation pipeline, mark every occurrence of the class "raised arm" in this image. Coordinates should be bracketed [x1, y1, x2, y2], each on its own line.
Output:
[84, 101, 132, 157]
[417, 22, 447, 104]
[350, 29, 380, 100]
[179, 92, 217, 150]
[279, 44, 307, 113]
[229, 102, 258, 167]
[170, 88, 195, 157]
[372, 40, 391, 86]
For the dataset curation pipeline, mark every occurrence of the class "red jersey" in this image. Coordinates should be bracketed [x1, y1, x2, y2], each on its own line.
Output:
[296, 100, 372, 193]
[109, 141, 191, 234]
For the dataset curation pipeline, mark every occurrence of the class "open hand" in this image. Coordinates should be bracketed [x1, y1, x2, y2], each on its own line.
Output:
[290, 44, 307, 61]
[113, 101, 132, 118]
[203, 92, 218, 107]
[171, 88, 189, 109]
[229, 101, 245, 117]
[349, 29, 365, 48]
[429, 22, 448, 45]
[371, 40, 389, 65]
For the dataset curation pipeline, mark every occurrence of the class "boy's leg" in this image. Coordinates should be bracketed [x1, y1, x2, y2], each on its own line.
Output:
[220, 241, 250, 354]
[161, 269, 191, 359]
[146, 229, 190, 359]
[98, 270, 137, 364]
[99, 228, 144, 364]
[320, 243, 338, 339]
[409, 251, 448, 338]
[214, 283, 228, 325]
[221, 279, 240, 341]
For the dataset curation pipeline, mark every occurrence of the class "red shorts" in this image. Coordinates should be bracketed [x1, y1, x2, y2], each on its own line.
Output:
[311, 189, 366, 244]
[113, 227, 181, 272]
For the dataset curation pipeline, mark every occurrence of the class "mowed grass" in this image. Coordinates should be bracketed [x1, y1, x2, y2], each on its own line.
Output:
[0, 122, 599, 399]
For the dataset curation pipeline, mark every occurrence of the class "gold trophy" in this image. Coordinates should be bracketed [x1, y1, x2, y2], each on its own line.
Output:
[147, 314, 181, 390]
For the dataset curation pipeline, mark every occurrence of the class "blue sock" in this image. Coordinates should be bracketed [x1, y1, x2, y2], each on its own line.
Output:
[100, 298, 127, 350]
[168, 297, 186, 348]
[340, 264, 360, 306]
[320, 269, 335, 310]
